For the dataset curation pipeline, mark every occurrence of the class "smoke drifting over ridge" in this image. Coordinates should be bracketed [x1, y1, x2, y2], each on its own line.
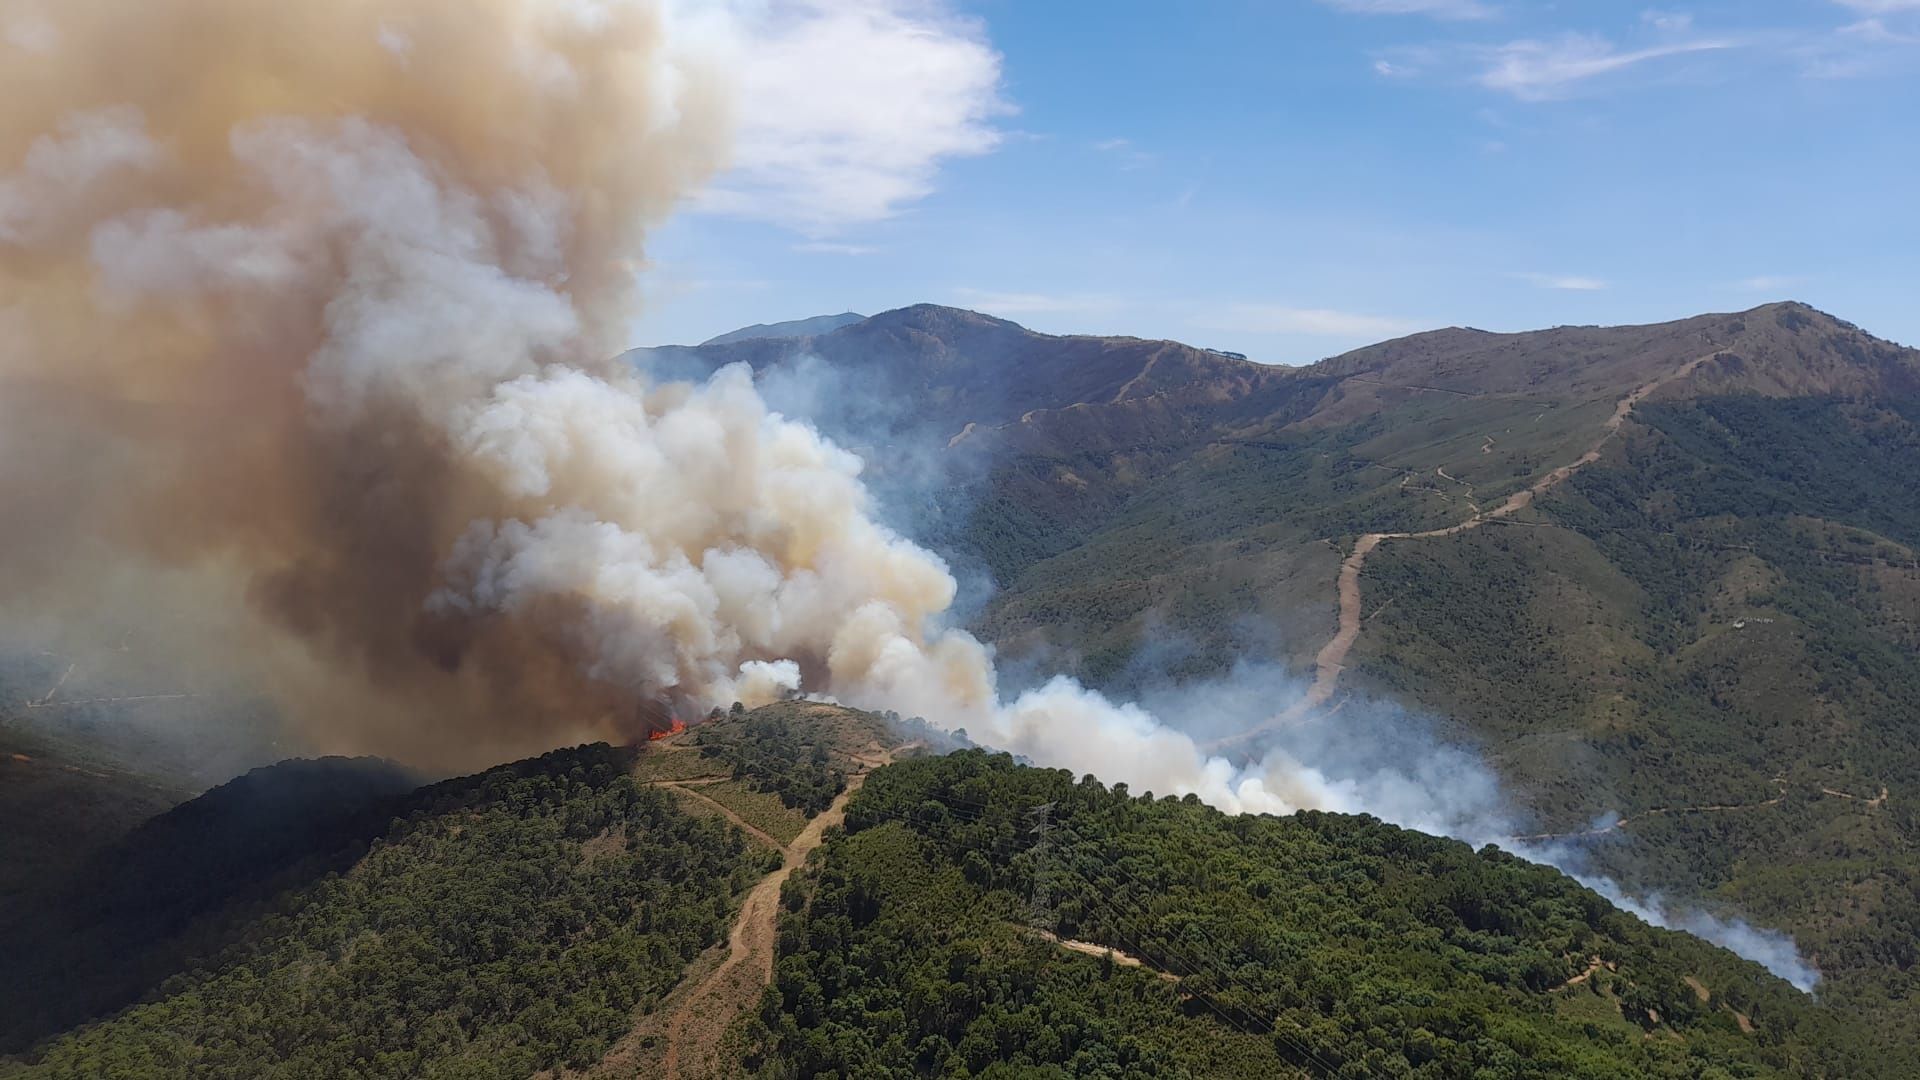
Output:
[0, 0, 1341, 806]
[1, 0, 1815, 987]
[0, 0, 1278, 806]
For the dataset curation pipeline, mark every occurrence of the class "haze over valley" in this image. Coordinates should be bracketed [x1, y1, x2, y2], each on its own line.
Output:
[4, 1, 1917, 1077]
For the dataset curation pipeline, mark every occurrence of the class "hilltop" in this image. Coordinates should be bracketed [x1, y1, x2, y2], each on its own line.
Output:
[0, 705, 904, 1077]
[4, 705, 1896, 1078]
[9, 300, 1920, 1071]
[699, 312, 867, 347]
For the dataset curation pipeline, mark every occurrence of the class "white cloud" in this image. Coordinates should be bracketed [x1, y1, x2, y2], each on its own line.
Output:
[1319, 0, 1494, 19]
[1477, 32, 1737, 100]
[1799, 15, 1920, 77]
[1516, 272, 1608, 291]
[1834, 0, 1920, 12]
[1838, 16, 1920, 43]
[1197, 304, 1424, 339]
[792, 241, 880, 256]
[950, 288, 1119, 316]
[685, 0, 1008, 234]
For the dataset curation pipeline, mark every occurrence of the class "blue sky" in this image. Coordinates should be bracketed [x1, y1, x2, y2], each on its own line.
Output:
[635, 1, 1920, 363]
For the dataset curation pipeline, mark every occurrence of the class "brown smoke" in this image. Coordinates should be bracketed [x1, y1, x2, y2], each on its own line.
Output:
[0, 0, 1500, 839]
[0, 0, 729, 766]
[0, 5, 1824, 985]
[0, 0, 1376, 803]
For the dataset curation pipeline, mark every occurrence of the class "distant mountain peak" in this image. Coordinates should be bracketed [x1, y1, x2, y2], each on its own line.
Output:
[863, 303, 1033, 335]
[701, 312, 867, 347]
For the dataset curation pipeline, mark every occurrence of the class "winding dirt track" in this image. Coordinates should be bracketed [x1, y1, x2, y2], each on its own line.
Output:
[1512, 777, 1891, 843]
[660, 745, 912, 1080]
[1207, 350, 1723, 754]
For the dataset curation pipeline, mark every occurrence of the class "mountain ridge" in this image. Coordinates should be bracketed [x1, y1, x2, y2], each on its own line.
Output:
[9, 301, 1920, 1072]
[699, 311, 868, 347]
[629, 298, 1920, 1055]
[640, 301, 1919, 454]
[5, 708, 1897, 1078]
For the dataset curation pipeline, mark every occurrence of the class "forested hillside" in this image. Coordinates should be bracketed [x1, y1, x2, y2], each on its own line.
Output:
[1353, 392, 1920, 1049]
[0, 727, 188, 1022]
[2, 745, 775, 1080]
[0, 704, 918, 1080]
[8, 704, 1910, 1078]
[741, 750, 1889, 1078]
[797, 302, 1920, 1048]
[10, 298, 1920, 1075]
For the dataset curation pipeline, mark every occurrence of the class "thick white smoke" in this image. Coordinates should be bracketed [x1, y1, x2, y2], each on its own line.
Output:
[453, 347, 1819, 987]
[1129, 658, 1819, 989]
[0, 0, 1814, 991]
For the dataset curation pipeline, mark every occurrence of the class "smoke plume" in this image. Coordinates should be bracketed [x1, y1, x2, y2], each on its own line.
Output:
[0, 0, 1326, 792]
[1, 0, 1814, 988]
[1, 0, 731, 763]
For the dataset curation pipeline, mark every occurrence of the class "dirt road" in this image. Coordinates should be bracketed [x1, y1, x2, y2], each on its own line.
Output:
[661, 772, 863, 1079]
[1207, 351, 1723, 754]
[1034, 930, 1180, 983]
[1511, 775, 1890, 844]
[660, 746, 913, 1079]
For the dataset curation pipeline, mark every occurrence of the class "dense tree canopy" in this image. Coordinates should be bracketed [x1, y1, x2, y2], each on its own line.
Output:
[746, 750, 1891, 1079]
[4, 745, 775, 1080]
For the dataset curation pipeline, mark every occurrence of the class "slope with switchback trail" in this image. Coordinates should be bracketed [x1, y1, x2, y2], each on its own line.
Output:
[1206, 349, 1725, 753]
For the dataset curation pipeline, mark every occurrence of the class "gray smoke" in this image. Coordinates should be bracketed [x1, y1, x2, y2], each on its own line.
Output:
[1135, 659, 1820, 990]
[0, 0, 1816, 992]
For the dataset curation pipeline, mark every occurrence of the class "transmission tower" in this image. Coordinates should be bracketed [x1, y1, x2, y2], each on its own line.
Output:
[1026, 802, 1056, 933]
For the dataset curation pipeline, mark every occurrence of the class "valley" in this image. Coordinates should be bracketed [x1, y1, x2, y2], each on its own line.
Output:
[7, 300, 1920, 1075]
[636, 299, 1920, 1053]
[6, 0, 1918, 1071]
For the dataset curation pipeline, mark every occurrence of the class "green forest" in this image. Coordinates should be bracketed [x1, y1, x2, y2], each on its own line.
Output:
[3, 745, 774, 1080]
[741, 749, 1886, 1079]
[694, 707, 850, 815]
[946, 381, 1920, 1061]
[1352, 395, 1920, 1051]
[7, 705, 1913, 1078]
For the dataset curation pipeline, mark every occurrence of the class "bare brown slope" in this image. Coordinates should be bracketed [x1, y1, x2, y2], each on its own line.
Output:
[634, 301, 1919, 466]
[1206, 348, 1728, 751]
[956, 301, 1920, 707]
[1295, 301, 1919, 430]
